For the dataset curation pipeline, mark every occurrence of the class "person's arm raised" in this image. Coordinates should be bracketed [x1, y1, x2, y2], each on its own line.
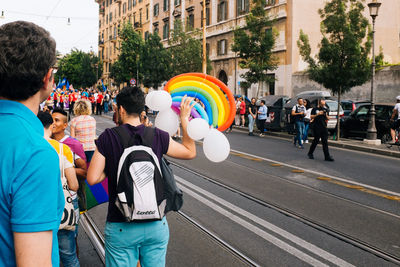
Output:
[167, 96, 196, 160]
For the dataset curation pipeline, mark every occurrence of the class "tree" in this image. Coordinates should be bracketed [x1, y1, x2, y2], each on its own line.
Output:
[141, 33, 172, 88]
[231, 0, 278, 97]
[110, 22, 144, 86]
[297, 0, 372, 140]
[168, 20, 211, 76]
[56, 49, 102, 88]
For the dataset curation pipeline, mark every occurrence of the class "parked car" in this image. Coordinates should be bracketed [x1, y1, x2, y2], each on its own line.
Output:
[324, 99, 344, 134]
[258, 95, 290, 131]
[341, 103, 394, 142]
[284, 91, 336, 134]
[340, 100, 370, 118]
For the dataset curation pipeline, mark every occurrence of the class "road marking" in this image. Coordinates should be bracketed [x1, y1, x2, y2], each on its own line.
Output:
[270, 163, 282, 167]
[229, 149, 400, 199]
[176, 176, 355, 267]
[292, 169, 305, 173]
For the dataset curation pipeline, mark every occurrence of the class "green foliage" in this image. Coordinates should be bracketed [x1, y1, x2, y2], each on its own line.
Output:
[56, 49, 101, 88]
[110, 22, 144, 85]
[168, 20, 211, 76]
[231, 0, 278, 93]
[141, 33, 172, 88]
[297, 0, 372, 94]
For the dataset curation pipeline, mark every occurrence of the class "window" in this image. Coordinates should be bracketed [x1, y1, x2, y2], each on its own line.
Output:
[139, 0, 142, 3]
[174, 0, 181, 6]
[99, 20, 102, 27]
[128, 0, 132, 10]
[139, 9, 142, 24]
[113, 26, 117, 38]
[187, 14, 194, 30]
[265, 0, 275, 6]
[163, 0, 169, 12]
[110, 12, 113, 22]
[154, 26, 159, 35]
[154, 3, 159, 16]
[146, 5, 149, 20]
[133, 13, 136, 23]
[145, 31, 149, 40]
[206, 43, 210, 56]
[163, 22, 169, 39]
[218, 1, 227, 22]
[201, 7, 210, 27]
[106, 14, 109, 24]
[123, 3, 126, 14]
[106, 0, 109, 7]
[133, 0, 137, 7]
[217, 39, 227, 55]
[237, 0, 249, 15]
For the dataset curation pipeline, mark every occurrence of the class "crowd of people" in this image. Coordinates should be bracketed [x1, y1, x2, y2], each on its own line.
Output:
[42, 87, 118, 117]
[0, 21, 196, 267]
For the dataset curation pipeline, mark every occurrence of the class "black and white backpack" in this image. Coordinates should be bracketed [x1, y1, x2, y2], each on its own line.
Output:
[112, 126, 183, 222]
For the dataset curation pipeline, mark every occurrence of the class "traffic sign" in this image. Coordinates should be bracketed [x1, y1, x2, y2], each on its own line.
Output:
[130, 78, 136, 86]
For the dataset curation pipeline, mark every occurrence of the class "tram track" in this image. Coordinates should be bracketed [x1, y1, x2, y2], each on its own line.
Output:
[169, 160, 400, 266]
[80, 205, 259, 266]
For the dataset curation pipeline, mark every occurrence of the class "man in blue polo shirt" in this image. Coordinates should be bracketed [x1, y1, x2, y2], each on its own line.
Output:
[0, 21, 64, 266]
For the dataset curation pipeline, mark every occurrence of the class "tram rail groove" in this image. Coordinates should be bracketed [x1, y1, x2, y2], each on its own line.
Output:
[80, 213, 106, 264]
[177, 210, 260, 267]
[80, 208, 259, 266]
[169, 161, 400, 265]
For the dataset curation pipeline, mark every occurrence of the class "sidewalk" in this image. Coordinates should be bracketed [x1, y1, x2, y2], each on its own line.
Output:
[233, 126, 400, 159]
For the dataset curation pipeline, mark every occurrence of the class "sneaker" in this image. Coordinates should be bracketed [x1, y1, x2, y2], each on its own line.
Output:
[307, 153, 314, 159]
[304, 140, 309, 144]
[299, 145, 304, 149]
[248, 132, 254, 136]
[325, 156, 334, 162]
[260, 133, 264, 137]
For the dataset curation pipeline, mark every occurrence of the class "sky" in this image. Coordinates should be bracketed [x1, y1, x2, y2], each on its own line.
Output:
[0, 0, 99, 55]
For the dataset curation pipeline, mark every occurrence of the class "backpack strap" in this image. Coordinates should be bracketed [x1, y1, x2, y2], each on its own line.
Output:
[112, 125, 141, 149]
[142, 127, 155, 148]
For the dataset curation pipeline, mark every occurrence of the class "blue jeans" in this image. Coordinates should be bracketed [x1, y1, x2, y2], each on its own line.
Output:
[105, 217, 169, 267]
[248, 114, 255, 133]
[294, 120, 305, 146]
[58, 229, 80, 267]
[303, 122, 310, 141]
[104, 102, 109, 113]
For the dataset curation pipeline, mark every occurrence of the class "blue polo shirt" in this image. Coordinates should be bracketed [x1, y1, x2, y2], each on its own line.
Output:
[0, 100, 64, 266]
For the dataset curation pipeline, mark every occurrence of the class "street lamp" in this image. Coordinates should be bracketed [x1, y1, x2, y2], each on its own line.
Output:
[365, 0, 381, 144]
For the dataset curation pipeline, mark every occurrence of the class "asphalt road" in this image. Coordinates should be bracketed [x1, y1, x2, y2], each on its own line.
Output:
[78, 114, 400, 266]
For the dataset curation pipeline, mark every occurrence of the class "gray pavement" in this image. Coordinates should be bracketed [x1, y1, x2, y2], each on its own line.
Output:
[80, 114, 400, 266]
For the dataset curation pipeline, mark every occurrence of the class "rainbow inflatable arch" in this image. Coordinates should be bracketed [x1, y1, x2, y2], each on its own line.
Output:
[164, 73, 236, 132]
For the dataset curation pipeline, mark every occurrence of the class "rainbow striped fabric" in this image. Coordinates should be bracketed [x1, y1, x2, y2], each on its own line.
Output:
[85, 178, 109, 210]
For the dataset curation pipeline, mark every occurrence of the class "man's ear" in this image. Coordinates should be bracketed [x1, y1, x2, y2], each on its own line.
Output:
[42, 69, 54, 90]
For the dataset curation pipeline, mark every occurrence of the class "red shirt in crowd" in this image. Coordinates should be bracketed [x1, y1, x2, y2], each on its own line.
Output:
[239, 101, 246, 115]
[96, 94, 104, 104]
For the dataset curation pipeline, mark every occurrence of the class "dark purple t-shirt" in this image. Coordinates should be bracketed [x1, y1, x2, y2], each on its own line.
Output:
[95, 124, 170, 222]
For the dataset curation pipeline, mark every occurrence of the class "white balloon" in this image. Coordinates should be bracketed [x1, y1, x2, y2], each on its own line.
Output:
[203, 128, 230, 162]
[148, 91, 172, 111]
[187, 118, 210, 141]
[145, 91, 156, 109]
[155, 108, 179, 136]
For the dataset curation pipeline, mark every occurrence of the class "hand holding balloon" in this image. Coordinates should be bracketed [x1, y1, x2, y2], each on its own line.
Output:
[179, 95, 196, 123]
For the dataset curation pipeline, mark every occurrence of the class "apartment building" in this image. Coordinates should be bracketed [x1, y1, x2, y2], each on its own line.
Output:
[96, 0, 400, 97]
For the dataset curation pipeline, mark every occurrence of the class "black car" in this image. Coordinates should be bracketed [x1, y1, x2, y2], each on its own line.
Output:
[340, 100, 370, 118]
[259, 95, 290, 131]
[341, 103, 394, 142]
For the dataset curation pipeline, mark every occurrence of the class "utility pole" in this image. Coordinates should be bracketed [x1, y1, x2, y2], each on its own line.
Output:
[202, 0, 207, 74]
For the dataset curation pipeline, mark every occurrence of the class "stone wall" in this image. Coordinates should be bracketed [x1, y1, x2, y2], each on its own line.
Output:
[291, 66, 400, 103]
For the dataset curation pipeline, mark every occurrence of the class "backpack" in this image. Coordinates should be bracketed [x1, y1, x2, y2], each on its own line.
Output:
[112, 126, 183, 222]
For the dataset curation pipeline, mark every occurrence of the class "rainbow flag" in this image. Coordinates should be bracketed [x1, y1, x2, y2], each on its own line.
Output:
[85, 178, 109, 210]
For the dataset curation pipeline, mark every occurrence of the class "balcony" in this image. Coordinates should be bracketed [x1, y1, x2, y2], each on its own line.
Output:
[134, 22, 142, 29]
[99, 7, 105, 14]
[99, 40, 105, 47]
[111, 36, 117, 43]
[116, 0, 122, 3]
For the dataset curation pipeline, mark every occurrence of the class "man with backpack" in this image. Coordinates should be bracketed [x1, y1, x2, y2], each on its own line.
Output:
[87, 86, 196, 267]
[291, 98, 306, 149]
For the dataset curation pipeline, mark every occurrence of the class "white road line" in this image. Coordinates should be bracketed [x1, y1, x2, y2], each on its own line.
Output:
[176, 176, 355, 267]
[229, 148, 400, 197]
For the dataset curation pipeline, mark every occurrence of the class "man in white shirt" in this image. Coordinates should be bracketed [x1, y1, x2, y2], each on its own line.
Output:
[390, 95, 400, 143]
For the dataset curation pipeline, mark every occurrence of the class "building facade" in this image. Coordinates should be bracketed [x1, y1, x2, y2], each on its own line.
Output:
[96, 0, 400, 98]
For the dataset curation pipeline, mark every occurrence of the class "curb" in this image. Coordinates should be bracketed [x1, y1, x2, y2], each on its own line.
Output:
[232, 126, 400, 159]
